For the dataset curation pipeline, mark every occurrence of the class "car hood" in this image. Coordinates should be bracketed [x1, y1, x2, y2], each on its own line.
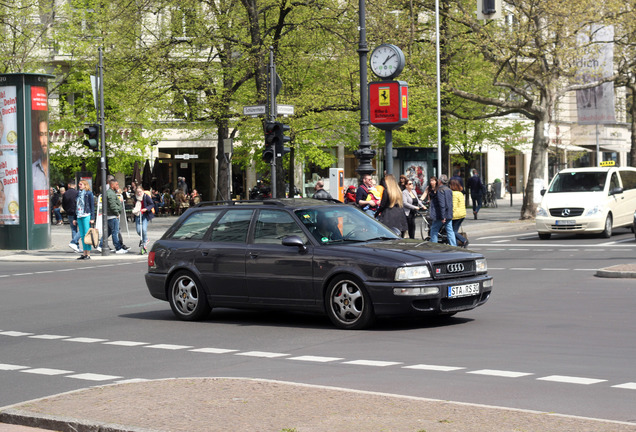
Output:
[336, 239, 481, 263]
[540, 191, 606, 210]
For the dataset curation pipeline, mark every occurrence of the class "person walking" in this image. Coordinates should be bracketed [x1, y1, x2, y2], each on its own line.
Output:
[467, 168, 484, 219]
[104, 179, 128, 254]
[450, 179, 468, 248]
[402, 179, 425, 239]
[429, 174, 456, 246]
[74, 180, 95, 260]
[133, 186, 155, 254]
[62, 180, 81, 253]
[420, 176, 437, 205]
[376, 175, 408, 236]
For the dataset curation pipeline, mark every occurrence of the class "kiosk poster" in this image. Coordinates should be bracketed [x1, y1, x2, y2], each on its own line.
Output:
[31, 86, 49, 225]
[0, 85, 19, 225]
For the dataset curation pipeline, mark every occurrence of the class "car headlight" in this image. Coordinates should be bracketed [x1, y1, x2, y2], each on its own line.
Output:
[395, 265, 431, 281]
[585, 205, 602, 216]
[536, 207, 548, 217]
[475, 258, 487, 273]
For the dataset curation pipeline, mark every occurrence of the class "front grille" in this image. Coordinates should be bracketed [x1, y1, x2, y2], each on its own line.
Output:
[550, 224, 583, 230]
[432, 260, 474, 279]
[549, 208, 584, 217]
[440, 295, 479, 311]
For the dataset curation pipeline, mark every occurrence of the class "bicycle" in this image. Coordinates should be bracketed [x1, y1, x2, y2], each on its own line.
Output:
[415, 209, 450, 244]
[483, 183, 498, 208]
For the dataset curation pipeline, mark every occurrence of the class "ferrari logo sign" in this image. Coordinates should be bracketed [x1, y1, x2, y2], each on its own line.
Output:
[379, 87, 390, 106]
[368, 80, 408, 130]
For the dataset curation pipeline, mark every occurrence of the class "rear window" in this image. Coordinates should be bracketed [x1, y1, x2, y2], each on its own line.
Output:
[548, 172, 607, 193]
[169, 210, 222, 240]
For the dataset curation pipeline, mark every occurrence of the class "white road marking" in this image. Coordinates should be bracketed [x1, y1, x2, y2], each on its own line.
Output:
[403, 364, 465, 372]
[29, 334, 68, 340]
[235, 351, 289, 358]
[509, 268, 536, 271]
[343, 360, 403, 367]
[612, 382, 636, 390]
[64, 337, 108, 343]
[537, 375, 607, 385]
[190, 348, 239, 354]
[492, 240, 510, 243]
[288, 355, 344, 363]
[468, 369, 533, 378]
[67, 373, 123, 381]
[20, 368, 73, 376]
[144, 344, 193, 350]
[0, 363, 28, 371]
[103, 341, 149, 347]
[0, 331, 34, 337]
[541, 268, 570, 271]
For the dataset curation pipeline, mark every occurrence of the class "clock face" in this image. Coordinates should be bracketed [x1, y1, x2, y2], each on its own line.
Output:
[370, 44, 404, 79]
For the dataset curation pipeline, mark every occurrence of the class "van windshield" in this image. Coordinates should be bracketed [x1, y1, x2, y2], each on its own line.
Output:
[548, 172, 606, 193]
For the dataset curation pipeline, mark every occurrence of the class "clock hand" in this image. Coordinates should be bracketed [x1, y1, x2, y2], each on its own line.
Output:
[383, 54, 395, 65]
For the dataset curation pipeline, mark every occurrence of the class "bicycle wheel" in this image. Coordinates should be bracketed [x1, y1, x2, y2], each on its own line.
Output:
[419, 213, 430, 241]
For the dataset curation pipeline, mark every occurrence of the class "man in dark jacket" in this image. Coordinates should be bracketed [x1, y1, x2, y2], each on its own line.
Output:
[429, 174, 457, 246]
[467, 168, 484, 219]
[312, 180, 332, 200]
[62, 180, 81, 253]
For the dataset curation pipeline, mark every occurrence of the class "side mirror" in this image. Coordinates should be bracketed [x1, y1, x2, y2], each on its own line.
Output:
[390, 227, 402, 237]
[609, 187, 623, 196]
[282, 235, 307, 252]
[540, 189, 546, 196]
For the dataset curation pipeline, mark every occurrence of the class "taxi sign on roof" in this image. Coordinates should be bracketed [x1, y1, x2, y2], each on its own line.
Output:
[599, 161, 615, 167]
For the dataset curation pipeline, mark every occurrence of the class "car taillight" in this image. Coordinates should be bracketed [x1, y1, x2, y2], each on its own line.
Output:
[148, 251, 155, 267]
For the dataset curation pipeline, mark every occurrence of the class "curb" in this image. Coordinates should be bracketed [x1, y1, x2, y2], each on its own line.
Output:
[595, 268, 636, 279]
[0, 409, 158, 432]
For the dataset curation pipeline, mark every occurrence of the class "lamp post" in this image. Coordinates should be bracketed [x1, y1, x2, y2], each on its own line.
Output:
[435, 0, 442, 177]
[355, 0, 376, 176]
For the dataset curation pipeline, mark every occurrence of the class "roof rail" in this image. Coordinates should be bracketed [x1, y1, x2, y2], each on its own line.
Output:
[194, 199, 286, 208]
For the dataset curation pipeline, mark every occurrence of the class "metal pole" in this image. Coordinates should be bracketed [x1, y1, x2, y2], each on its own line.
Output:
[355, 0, 375, 176]
[385, 130, 393, 175]
[435, 0, 442, 177]
[595, 123, 600, 166]
[269, 47, 277, 198]
[99, 47, 109, 255]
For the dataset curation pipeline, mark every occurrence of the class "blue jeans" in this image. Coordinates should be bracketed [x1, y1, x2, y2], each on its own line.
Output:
[430, 219, 457, 246]
[136, 216, 148, 244]
[471, 194, 483, 214]
[67, 214, 81, 246]
[53, 207, 62, 222]
[108, 217, 123, 250]
[452, 218, 466, 244]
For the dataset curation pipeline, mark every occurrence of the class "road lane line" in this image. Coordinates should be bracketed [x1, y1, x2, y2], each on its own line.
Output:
[0, 363, 29, 370]
[144, 344, 193, 350]
[190, 348, 239, 354]
[28, 334, 69, 340]
[537, 375, 606, 385]
[64, 337, 108, 343]
[403, 364, 465, 372]
[288, 356, 344, 363]
[612, 382, 636, 390]
[20, 368, 73, 376]
[104, 341, 149, 347]
[468, 369, 533, 378]
[235, 351, 289, 358]
[343, 360, 403, 367]
[67, 373, 123, 381]
[509, 268, 537, 271]
[0, 331, 34, 337]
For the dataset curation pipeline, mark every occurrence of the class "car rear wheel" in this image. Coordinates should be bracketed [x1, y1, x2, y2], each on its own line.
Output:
[168, 271, 211, 321]
[601, 214, 613, 238]
[325, 276, 374, 330]
[538, 232, 551, 240]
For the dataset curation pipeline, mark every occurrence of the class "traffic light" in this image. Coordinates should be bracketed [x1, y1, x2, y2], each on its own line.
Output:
[263, 121, 276, 163]
[274, 122, 291, 157]
[482, 0, 495, 14]
[82, 124, 99, 152]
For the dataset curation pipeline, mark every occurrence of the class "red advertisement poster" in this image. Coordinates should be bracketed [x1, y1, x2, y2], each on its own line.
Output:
[31, 86, 49, 224]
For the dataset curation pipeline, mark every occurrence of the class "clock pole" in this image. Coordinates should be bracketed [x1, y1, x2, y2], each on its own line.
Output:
[355, 0, 376, 176]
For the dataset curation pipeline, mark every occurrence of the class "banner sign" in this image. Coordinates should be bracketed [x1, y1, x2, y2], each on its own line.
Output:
[369, 81, 408, 130]
[31, 86, 49, 224]
[575, 25, 615, 125]
[0, 85, 19, 225]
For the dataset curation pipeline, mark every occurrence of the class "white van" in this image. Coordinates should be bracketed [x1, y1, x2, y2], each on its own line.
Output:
[535, 166, 636, 239]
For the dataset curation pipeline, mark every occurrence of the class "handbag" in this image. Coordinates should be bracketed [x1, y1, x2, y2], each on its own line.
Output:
[84, 227, 100, 248]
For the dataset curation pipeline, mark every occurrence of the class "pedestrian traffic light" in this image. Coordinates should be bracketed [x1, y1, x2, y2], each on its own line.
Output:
[274, 122, 291, 157]
[82, 124, 99, 152]
[263, 121, 276, 163]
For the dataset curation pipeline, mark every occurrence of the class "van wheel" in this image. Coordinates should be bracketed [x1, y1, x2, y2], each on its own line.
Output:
[538, 233, 551, 240]
[601, 214, 613, 238]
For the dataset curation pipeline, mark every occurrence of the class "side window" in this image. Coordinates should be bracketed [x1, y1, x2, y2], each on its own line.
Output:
[618, 170, 636, 191]
[253, 210, 308, 244]
[209, 209, 254, 243]
[170, 210, 221, 240]
[609, 173, 620, 191]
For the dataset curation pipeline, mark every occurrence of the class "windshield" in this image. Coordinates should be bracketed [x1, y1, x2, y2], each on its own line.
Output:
[295, 206, 399, 244]
[548, 171, 607, 193]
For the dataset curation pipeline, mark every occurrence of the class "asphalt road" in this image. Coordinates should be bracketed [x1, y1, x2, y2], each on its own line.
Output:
[1, 219, 635, 425]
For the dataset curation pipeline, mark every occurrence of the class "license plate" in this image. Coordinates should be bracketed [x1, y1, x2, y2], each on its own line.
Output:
[448, 283, 480, 298]
[555, 220, 576, 225]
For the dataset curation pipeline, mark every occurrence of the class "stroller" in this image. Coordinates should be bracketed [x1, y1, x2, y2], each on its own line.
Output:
[417, 209, 466, 247]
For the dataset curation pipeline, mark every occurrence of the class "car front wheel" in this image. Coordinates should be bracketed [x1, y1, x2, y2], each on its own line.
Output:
[601, 214, 613, 238]
[325, 276, 374, 330]
[168, 271, 211, 321]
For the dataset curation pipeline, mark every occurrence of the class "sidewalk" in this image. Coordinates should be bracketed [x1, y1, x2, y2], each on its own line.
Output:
[1, 196, 635, 432]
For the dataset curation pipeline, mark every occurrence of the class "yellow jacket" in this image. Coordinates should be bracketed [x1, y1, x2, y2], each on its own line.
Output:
[452, 190, 466, 220]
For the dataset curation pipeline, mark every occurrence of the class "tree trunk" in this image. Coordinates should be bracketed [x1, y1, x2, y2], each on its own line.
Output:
[520, 116, 549, 219]
[216, 124, 230, 201]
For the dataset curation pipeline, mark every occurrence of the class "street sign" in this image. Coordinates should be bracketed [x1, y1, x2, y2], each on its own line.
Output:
[277, 104, 295, 116]
[243, 105, 266, 116]
[175, 154, 199, 160]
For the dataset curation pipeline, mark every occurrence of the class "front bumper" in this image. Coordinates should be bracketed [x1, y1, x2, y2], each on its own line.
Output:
[366, 274, 493, 317]
[536, 215, 605, 234]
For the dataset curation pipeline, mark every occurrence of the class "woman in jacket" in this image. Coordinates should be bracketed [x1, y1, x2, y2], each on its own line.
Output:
[74, 180, 95, 260]
[420, 176, 438, 205]
[450, 179, 468, 247]
[376, 175, 408, 236]
[402, 179, 424, 239]
[133, 186, 155, 254]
